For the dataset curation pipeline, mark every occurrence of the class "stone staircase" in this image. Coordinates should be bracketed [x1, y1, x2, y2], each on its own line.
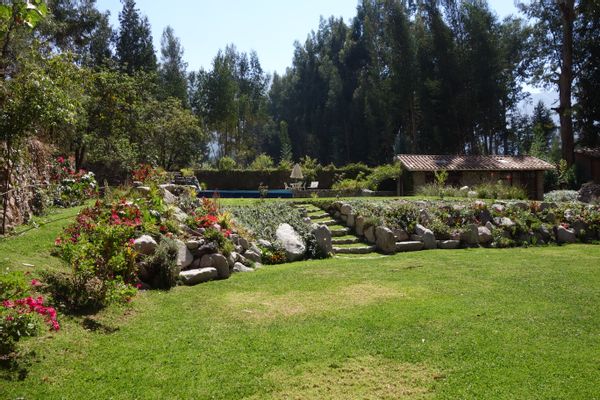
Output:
[295, 203, 377, 256]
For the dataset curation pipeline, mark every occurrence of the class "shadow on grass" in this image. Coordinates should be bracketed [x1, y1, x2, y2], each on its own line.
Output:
[0, 350, 36, 382]
[81, 317, 120, 334]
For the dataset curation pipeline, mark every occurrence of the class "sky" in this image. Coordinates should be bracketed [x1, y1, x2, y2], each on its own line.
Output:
[95, 0, 556, 110]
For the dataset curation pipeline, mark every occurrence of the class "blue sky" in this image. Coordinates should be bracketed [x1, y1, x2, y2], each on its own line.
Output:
[95, 0, 520, 75]
[95, 0, 555, 110]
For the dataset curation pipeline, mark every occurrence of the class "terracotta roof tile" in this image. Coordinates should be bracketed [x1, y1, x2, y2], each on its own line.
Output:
[395, 154, 554, 171]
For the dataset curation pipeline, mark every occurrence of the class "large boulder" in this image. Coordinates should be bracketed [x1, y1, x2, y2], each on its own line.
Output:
[478, 226, 493, 245]
[133, 235, 157, 255]
[556, 225, 576, 244]
[460, 224, 479, 246]
[375, 226, 396, 254]
[340, 203, 353, 216]
[275, 223, 306, 262]
[175, 239, 194, 269]
[171, 206, 188, 223]
[179, 268, 218, 285]
[415, 224, 436, 249]
[257, 239, 272, 249]
[364, 225, 376, 244]
[355, 216, 366, 236]
[185, 239, 203, 251]
[494, 217, 515, 228]
[244, 250, 262, 263]
[577, 182, 600, 203]
[312, 224, 332, 256]
[347, 213, 356, 228]
[395, 241, 424, 252]
[194, 241, 218, 258]
[200, 253, 230, 279]
[162, 189, 178, 205]
[233, 262, 254, 273]
[438, 240, 460, 249]
[393, 229, 409, 242]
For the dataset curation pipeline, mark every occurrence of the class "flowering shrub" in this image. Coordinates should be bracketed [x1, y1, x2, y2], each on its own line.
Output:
[1, 271, 59, 360]
[260, 248, 287, 265]
[50, 156, 98, 207]
[186, 198, 233, 238]
[131, 164, 168, 185]
[51, 199, 144, 310]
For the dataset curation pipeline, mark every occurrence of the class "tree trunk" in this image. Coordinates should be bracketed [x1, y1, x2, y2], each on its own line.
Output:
[558, 0, 575, 167]
[1, 139, 12, 235]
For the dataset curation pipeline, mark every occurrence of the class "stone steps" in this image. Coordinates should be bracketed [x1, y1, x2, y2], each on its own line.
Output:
[308, 213, 330, 219]
[299, 203, 378, 256]
[395, 241, 424, 252]
[333, 245, 377, 254]
[331, 227, 351, 237]
[332, 236, 360, 245]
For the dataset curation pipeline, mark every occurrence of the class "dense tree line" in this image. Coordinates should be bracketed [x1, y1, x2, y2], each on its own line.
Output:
[1, 0, 599, 179]
[270, 0, 598, 166]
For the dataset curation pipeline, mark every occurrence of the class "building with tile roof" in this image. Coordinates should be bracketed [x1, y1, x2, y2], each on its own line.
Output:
[395, 154, 555, 200]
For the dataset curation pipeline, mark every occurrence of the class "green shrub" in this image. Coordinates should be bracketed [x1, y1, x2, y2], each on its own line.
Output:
[299, 155, 320, 181]
[180, 168, 195, 177]
[42, 271, 134, 311]
[544, 190, 578, 202]
[277, 159, 293, 171]
[365, 163, 402, 190]
[249, 153, 275, 170]
[426, 217, 451, 240]
[331, 176, 370, 192]
[217, 156, 237, 171]
[416, 183, 462, 198]
[142, 237, 179, 290]
[473, 182, 526, 200]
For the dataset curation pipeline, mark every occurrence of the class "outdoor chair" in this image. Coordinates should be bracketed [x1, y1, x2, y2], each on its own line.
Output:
[284, 182, 291, 190]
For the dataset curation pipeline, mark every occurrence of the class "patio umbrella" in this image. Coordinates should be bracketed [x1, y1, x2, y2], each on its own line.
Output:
[290, 163, 303, 180]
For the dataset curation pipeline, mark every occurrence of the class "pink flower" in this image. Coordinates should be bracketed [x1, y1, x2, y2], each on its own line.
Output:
[57, 156, 65, 164]
[2, 300, 14, 308]
[5, 315, 14, 321]
[31, 279, 42, 287]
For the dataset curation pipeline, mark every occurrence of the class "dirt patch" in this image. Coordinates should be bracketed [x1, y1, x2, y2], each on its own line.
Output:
[226, 283, 403, 321]
[246, 356, 436, 399]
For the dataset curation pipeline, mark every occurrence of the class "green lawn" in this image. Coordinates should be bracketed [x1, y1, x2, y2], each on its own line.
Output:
[2, 207, 600, 399]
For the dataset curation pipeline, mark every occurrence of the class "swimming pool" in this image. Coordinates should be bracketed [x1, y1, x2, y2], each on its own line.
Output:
[197, 189, 293, 198]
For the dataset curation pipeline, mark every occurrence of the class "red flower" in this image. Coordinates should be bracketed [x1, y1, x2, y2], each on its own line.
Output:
[57, 156, 65, 164]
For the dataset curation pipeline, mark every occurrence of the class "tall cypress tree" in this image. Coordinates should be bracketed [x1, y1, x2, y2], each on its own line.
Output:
[116, 0, 156, 75]
[159, 26, 188, 106]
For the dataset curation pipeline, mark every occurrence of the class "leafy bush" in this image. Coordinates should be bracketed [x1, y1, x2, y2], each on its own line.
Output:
[365, 163, 402, 190]
[131, 164, 168, 185]
[416, 183, 463, 198]
[249, 153, 274, 170]
[49, 156, 98, 207]
[142, 237, 179, 290]
[277, 159, 293, 171]
[473, 182, 527, 200]
[51, 198, 147, 310]
[299, 155, 320, 181]
[217, 156, 237, 171]
[544, 190, 579, 202]
[1, 271, 60, 362]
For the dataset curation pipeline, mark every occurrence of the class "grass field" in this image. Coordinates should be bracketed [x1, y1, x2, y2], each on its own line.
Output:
[2, 207, 600, 399]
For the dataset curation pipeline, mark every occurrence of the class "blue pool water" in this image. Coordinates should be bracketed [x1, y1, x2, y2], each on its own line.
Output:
[197, 189, 293, 198]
